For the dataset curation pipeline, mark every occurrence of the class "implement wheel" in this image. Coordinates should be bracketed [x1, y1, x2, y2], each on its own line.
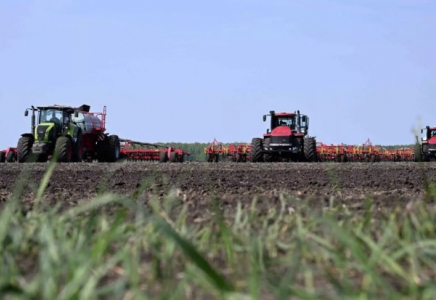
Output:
[6, 151, 16, 163]
[169, 151, 177, 163]
[159, 151, 168, 163]
[0, 152, 5, 163]
[107, 135, 120, 162]
[72, 131, 84, 162]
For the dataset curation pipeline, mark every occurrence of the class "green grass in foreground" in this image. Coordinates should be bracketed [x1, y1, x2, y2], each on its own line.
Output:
[1, 172, 436, 299]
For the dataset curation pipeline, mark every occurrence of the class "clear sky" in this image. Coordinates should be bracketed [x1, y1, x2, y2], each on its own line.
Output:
[0, 0, 435, 149]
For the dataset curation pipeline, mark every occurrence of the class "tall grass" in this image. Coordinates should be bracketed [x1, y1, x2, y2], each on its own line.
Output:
[1, 168, 436, 299]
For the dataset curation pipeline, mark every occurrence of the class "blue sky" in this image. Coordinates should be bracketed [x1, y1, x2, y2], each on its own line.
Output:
[0, 0, 435, 148]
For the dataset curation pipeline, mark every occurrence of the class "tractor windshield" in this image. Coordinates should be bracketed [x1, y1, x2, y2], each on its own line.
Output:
[274, 116, 295, 129]
[431, 130, 436, 138]
[39, 109, 64, 125]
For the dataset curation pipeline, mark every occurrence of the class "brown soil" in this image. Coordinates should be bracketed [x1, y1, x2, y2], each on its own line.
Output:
[1, 162, 436, 214]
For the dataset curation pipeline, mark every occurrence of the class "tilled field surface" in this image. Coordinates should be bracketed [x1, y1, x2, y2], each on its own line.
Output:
[1, 162, 435, 214]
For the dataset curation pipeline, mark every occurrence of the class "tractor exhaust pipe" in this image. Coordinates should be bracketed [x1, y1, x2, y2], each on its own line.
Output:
[31, 106, 36, 134]
[296, 110, 301, 133]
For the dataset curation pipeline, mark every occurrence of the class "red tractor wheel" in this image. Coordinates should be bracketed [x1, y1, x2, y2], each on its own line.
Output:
[251, 138, 264, 163]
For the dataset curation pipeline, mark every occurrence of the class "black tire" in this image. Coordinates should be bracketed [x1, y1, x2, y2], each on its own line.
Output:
[0, 152, 5, 163]
[169, 151, 177, 163]
[214, 154, 219, 163]
[304, 138, 317, 162]
[55, 136, 73, 162]
[17, 136, 34, 163]
[72, 131, 84, 162]
[159, 151, 168, 163]
[97, 137, 109, 162]
[263, 138, 272, 162]
[107, 135, 120, 162]
[414, 144, 422, 162]
[251, 138, 264, 163]
[6, 151, 16, 163]
[180, 154, 185, 163]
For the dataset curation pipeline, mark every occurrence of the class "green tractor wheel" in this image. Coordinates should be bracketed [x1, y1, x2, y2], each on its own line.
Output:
[56, 137, 73, 162]
[17, 136, 34, 163]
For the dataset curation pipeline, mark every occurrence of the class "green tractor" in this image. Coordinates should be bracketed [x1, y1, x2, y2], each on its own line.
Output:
[17, 105, 120, 163]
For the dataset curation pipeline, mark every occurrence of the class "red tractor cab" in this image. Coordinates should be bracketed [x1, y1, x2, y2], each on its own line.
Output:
[418, 126, 436, 161]
[251, 110, 317, 162]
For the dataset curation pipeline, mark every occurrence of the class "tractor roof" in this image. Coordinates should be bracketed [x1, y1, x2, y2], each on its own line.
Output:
[429, 127, 436, 130]
[275, 112, 295, 117]
[37, 104, 75, 111]
[37, 104, 91, 112]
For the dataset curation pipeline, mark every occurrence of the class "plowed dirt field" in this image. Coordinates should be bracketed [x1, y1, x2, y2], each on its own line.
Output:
[1, 162, 435, 215]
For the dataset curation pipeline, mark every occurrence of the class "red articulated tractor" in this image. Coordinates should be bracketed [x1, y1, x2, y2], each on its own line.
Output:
[416, 126, 436, 162]
[17, 104, 120, 163]
[251, 110, 317, 162]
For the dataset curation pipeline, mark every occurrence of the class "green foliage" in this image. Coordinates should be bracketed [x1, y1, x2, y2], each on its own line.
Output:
[2, 167, 436, 299]
[3, 194, 436, 299]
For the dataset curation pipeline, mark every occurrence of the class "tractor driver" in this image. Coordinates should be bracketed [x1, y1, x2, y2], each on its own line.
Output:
[49, 113, 62, 126]
[43, 110, 62, 126]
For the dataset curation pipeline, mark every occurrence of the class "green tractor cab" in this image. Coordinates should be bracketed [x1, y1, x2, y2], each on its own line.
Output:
[18, 105, 82, 162]
[17, 104, 120, 163]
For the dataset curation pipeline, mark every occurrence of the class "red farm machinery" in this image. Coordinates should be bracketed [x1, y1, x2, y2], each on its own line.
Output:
[17, 104, 120, 163]
[119, 139, 189, 163]
[415, 126, 436, 162]
[0, 147, 18, 163]
[204, 139, 251, 162]
[316, 139, 415, 162]
[251, 110, 317, 162]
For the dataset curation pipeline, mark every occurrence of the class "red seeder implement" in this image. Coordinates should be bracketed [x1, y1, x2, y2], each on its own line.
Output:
[0, 148, 18, 163]
[316, 139, 415, 162]
[227, 144, 252, 162]
[119, 139, 189, 163]
[205, 139, 227, 162]
[205, 139, 252, 162]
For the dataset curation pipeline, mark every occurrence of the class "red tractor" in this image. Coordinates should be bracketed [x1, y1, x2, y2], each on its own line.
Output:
[251, 110, 317, 162]
[416, 126, 436, 162]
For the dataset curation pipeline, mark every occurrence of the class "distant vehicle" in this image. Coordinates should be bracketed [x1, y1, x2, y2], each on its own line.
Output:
[416, 126, 436, 162]
[17, 104, 120, 163]
[251, 110, 317, 162]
